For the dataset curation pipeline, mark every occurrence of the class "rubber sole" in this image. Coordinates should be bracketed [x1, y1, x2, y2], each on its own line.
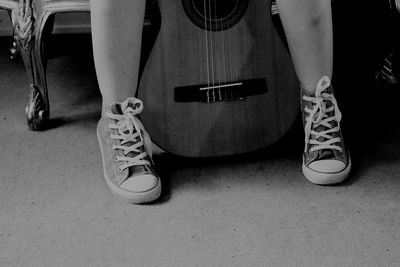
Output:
[302, 158, 352, 185]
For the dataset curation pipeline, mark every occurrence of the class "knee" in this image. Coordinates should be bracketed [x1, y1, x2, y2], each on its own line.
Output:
[276, 0, 330, 12]
[276, 0, 330, 26]
[276, 0, 329, 5]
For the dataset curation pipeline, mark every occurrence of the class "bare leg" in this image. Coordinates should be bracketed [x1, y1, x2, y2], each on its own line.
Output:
[276, 0, 351, 184]
[92, 0, 161, 204]
[90, 0, 146, 112]
[277, 0, 333, 93]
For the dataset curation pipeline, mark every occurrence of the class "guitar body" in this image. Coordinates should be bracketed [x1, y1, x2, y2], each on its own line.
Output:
[138, 0, 299, 157]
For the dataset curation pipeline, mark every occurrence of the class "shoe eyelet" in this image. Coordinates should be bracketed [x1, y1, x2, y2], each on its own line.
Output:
[114, 156, 118, 161]
[117, 167, 122, 172]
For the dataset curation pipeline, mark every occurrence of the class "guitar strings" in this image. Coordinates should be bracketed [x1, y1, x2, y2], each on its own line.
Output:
[226, 1, 233, 88]
[203, 0, 210, 102]
[233, 1, 239, 84]
[203, 0, 238, 101]
[221, 0, 227, 86]
[208, 0, 215, 98]
[214, 0, 219, 101]
[218, 0, 226, 101]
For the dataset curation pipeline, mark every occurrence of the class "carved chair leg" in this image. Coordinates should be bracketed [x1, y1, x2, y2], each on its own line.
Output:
[25, 84, 48, 129]
[26, 13, 56, 130]
[10, 1, 48, 130]
[7, 10, 20, 61]
[10, 37, 20, 61]
[12, 1, 56, 130]
[40, 14, 55, 62]
[25, 12, 55, 130]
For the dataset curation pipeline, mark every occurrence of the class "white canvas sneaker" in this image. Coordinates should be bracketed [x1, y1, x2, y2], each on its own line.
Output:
[97, 97, 161, 203]
[301, 76, 351, 184]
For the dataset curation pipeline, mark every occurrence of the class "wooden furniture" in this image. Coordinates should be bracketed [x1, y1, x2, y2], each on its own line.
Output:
[0, 0, 90, 130]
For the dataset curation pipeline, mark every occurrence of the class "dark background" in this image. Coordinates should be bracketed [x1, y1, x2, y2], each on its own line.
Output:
[330, 1, 399, 163]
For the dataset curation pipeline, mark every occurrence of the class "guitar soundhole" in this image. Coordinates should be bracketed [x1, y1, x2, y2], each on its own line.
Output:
[182, 0, 249, 32]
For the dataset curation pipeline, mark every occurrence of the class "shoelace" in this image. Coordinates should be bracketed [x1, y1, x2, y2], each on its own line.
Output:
[106, 98, 152, 172]
[303, 76, 343, 153]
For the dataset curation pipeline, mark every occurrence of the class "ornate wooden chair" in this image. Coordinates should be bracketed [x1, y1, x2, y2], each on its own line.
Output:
[0, 0, 90, 130]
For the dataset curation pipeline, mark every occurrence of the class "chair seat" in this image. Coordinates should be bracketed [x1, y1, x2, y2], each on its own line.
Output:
[41, 0, 88, 2]
[0, 0, 19, 10]
[34, 0, 90, 14]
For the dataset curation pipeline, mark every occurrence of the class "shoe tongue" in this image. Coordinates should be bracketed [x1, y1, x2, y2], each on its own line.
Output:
[121, 98, 142, 114]
[111, 103, 123, 115]
[312, 123, 335, 160]
[108, 102, 148, 175]
[125, 132, 149, 175]
[124, 101, 140, 111]
[317, 148, 334, 160]
[311, 85, 336, 160]
[321, 84, 334, 95]
[115, 103, 148, 175]
[303, 84, 334, 97]
[125, 143, 148, 176]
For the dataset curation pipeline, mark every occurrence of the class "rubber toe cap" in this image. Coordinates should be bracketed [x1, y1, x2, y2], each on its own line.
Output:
[121, 174, 159, 193]
[309, 159, 346, 174]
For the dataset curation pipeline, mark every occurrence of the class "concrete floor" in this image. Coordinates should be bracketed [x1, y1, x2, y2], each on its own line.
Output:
[1, 31, 400, 266]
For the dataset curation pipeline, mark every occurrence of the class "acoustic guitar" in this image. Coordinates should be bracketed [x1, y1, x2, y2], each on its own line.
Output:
[138, 0, 299, 157]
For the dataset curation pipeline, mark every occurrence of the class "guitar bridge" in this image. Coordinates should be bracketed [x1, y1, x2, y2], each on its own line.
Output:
[174, 78, 268, 103]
